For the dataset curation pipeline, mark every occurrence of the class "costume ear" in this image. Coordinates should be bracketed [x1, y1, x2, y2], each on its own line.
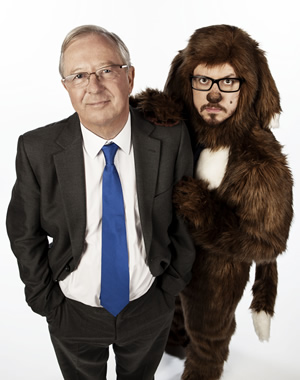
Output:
[255, 49, 281, 129]
[164, 50, 185, 99]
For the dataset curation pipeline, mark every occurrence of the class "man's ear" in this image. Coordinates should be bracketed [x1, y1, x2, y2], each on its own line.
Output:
[128, 66, 135, 95]
[61, 79, 68, 91]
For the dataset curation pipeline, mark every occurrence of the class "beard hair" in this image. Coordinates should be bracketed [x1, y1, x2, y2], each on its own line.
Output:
[205, 113, 219, 125]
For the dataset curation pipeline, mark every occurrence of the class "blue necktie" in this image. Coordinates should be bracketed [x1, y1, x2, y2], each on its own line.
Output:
[100, 143, 130, 316]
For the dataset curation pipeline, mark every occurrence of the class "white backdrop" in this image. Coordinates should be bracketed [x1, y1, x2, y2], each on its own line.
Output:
[1, 1, 299, 379]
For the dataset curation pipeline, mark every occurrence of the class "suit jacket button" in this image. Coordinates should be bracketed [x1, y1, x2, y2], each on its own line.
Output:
[65, 265, 70, 272]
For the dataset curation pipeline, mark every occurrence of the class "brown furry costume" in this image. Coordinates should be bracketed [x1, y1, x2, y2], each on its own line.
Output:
[132, 25, 293, 380]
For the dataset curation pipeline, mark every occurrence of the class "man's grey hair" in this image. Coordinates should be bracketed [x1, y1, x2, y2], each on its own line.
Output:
[59, 24, 131, 78]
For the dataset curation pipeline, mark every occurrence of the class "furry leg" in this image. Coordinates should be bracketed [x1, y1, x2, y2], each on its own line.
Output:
[182, 322, 234, 380]
[180, 255, 251, 380]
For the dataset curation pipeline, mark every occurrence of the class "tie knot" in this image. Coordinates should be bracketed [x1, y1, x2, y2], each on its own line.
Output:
[102, 143, 119, 165]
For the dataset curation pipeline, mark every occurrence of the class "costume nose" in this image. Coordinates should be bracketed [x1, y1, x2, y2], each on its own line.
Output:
[207, 89, 222, 103]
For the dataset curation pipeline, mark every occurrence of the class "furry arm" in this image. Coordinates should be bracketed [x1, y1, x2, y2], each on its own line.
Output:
[251, 261, 278, 341]
[173, 128, 293, 264]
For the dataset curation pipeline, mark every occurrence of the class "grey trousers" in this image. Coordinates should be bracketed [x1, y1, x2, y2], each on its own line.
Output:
[47, 280, 175, 380]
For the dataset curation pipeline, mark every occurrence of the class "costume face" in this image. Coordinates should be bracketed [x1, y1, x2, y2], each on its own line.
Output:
[62, 34, 134, 138]
[192, 63, 240, 125]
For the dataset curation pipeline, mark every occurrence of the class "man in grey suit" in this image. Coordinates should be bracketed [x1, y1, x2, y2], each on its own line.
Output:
[6, 25, 195, 379]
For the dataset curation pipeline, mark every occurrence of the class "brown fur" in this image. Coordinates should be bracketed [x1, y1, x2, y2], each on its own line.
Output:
[130, 89, 183, 126]
[132, 24, 293, 380]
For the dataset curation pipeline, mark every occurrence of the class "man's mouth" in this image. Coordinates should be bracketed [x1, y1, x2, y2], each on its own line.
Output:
[86, 100, 110, 106]
[201, 103, 226, 113]
[205, 107, 222, 113]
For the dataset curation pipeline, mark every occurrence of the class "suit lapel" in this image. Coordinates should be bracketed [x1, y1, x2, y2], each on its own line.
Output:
[53, 113, 86, 261]
[130, 107, 161, 254]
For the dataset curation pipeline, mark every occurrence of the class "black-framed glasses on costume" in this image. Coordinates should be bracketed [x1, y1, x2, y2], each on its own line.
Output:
[190, 75, 244, 93]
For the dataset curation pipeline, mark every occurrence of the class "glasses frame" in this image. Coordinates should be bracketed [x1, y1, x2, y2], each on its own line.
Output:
[190, 75, 244, 93]
[62, 64, 129, 87]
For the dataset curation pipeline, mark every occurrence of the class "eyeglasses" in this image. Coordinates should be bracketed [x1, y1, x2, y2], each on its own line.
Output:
[190, 75, 244, 93]
[62, 64, 129, 88]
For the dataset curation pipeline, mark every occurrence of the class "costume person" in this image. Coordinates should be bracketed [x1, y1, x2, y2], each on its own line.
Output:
[133, 25, 293, 380]
[6, 25, 195, 380]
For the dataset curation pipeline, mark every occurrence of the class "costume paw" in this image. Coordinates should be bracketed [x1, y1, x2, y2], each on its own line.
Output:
[173, 177, 210, 228]
[130, 89, 183, 126]
[268, 113, 280, 129]
[252, 310, 271, 342]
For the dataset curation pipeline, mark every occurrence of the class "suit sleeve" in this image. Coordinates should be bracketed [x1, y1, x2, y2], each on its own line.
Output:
[159, 122, 196, 296]
[6, 136, 64, 316]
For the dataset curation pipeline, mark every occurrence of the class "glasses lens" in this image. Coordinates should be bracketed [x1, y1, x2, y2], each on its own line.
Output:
[191, 76, 242, 92]
[64, 65, 127, 88]
[218, 78, 241, 92]
[99, 65, 129, 80]
[96, 66, 122, 80]
[65, 73, 89, 87]
[192, 76, 212, 91]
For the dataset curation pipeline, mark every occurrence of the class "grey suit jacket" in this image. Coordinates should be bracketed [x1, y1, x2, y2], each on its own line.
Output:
[6, 106, 195, 317]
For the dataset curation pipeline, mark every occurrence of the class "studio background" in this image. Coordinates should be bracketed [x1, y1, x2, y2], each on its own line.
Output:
[1, 1, 299, 379]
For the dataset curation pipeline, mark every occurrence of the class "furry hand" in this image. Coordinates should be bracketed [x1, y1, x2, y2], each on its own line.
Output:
[173, 176, 212, 228]
[130, 89, 183, 126]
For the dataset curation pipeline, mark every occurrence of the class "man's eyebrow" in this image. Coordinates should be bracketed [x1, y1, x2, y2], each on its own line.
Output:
[193, 73, 237, 78]
[67, 62, 117, 75]
[223, 73, 237, 78]
[67, 67, 85, 75]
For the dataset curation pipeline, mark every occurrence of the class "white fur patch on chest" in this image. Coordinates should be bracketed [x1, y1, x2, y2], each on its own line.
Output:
[195, 147, 230, 190]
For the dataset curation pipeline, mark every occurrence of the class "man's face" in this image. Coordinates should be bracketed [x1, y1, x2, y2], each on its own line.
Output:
[192, 63, 240, 125]
[62, 34, 134, 138]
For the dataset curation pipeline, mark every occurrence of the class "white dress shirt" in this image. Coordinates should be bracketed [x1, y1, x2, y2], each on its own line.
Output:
[59, 114, 155, 307]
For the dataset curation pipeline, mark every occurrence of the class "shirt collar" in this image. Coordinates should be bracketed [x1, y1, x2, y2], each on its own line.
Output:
[80, 114, 132, 158]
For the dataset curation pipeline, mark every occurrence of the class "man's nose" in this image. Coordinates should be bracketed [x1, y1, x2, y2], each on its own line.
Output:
[87, 73, 105, 92]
